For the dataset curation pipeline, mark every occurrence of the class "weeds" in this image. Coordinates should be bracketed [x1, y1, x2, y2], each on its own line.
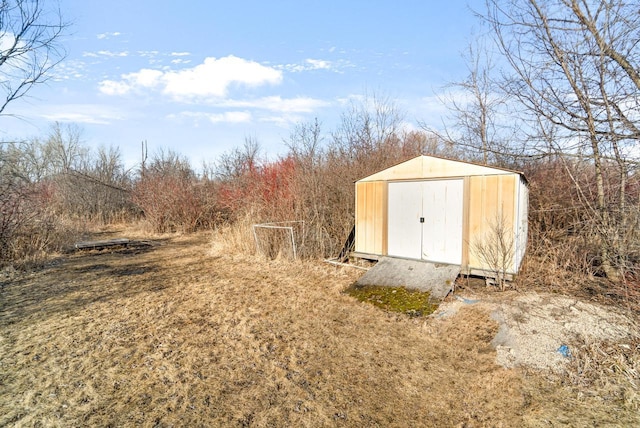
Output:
[564, 336, 640, 410]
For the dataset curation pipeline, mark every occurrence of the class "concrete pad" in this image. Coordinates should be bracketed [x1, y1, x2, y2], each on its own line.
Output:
[355, 257, 459, 300]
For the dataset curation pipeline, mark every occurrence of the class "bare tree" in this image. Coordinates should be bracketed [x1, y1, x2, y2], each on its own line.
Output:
[285, 118, 324, 215]
[0, 126, 82, 264]
[0, 1, 68, 260]
[60, 144, 132, 223]
[286, 118, 324, 168]
[0, 141, 32, 261]
[330, 92, 405, 174]
[431, 38, 515, 165]
[44, 122, 87, 173]
[214, 136, 261, 181]
[0, 0, 67, 116]
[481, 0, 640, 280]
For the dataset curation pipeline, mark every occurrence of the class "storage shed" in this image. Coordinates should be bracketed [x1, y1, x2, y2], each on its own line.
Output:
[353, 155, 528, 278]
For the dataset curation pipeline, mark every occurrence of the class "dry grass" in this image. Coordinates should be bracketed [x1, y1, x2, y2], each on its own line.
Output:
[521, 336, 640, 427]
[515, 243, 640, 319]
[565, 338, 640, 408]
[212, 215, 259, 257]
[1, 229, 638, 427]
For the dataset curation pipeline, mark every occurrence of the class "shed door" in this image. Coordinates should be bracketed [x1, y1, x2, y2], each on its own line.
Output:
[387, 180, 463, 264]
[387, 181, 423, 259]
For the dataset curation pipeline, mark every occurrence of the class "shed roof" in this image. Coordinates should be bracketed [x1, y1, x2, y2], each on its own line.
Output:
[357, 155, 525, 183]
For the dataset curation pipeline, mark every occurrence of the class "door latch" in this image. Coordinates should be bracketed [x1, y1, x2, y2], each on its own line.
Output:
[420, 217, 425, 223]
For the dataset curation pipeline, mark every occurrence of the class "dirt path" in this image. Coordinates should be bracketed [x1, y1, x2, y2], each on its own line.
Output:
[1, 231, 638, 427]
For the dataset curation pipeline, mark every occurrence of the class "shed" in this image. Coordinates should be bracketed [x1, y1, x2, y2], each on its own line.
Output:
[353, 155, 528, 278]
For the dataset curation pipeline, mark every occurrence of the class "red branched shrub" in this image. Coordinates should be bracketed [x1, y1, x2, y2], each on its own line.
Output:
[216, 156, 297, 219]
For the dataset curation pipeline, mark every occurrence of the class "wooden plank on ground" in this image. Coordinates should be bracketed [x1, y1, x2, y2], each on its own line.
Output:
[75, 238, 130, 250]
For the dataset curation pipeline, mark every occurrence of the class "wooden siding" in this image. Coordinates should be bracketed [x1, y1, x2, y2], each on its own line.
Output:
[467, 174, 519, 273]
[355, 181, 387, 255]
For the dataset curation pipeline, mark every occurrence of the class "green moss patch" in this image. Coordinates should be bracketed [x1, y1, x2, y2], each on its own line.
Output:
[344, 284, 438, 317]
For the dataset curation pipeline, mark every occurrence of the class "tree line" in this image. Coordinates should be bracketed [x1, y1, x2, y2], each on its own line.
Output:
[2, 1, 640, 294]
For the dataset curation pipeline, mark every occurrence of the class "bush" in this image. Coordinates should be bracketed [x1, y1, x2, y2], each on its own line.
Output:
[132, 150, 222, 233]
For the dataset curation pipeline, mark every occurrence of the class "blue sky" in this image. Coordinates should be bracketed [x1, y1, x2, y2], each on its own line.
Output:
[2, 0, 486, 168]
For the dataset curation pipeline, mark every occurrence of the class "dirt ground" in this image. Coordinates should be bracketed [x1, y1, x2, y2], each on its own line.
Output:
[1, 229, 638, 427]
[436, 290, 637, 372]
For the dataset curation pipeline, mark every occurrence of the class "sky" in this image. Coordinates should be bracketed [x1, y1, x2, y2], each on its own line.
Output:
[1, 0, 487, 169]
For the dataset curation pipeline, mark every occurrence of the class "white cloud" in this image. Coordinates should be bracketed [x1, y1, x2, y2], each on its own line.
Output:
[210, 111, 252, 123]
[98, 55, 283, 100]
[305, 59, 331, 70]
[336, 94, 365, 106]
[221, 96, 329, 113]
[174, 111, 253, 124]
[98, 80, 131, 96]
[138, 50, 160, 58]
[0, 32, 30, 65]
[51, 60, 88, 81]
[42, 112, 112, 124]
[259, 114, 306, 127]
[167, 96, 328, 127]
[39, 104, 124, 124]
[1, 32, 59, 77]
[281, 58, 351, 73]
[399, 120, 419, 133]
[170, 52, 191, 57]
[130, 69, 164, 87]
[83, 50, 129, 58]
[98, 68, 164, 95]
[99, 50, 128, 57]
[0, 33, 17, 51]
[163, 56, 282, 99]
[97, 32, 121, 40]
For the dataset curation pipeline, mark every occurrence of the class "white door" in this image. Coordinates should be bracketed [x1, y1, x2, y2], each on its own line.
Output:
[421, 180, 463, 264]
[387, 181, 423, 259]
[387, 180, 464, 265]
